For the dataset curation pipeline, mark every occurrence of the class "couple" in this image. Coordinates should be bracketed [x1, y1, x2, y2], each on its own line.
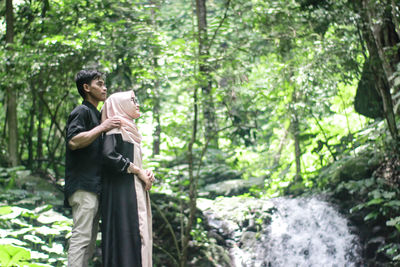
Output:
[64, 69, 154, 267]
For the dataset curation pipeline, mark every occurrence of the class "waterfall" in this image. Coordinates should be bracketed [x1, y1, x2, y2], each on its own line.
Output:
[199, 196, 363, 267]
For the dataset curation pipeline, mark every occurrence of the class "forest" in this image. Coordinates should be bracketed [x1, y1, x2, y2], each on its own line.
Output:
[1, 0, 400, 266]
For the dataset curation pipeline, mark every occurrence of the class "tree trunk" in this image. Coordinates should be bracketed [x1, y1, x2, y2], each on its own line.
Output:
[150, 0, 162, 156]
[289, 87, 302, 182]
[180, 86, 198, 267]
[273, 125, 289, 168]
[6, 0, 18, 166]
[292, 111, 302, 182]
[391, 0, 400, 40]
[196, 0, 218, 147]
[28, 86, 36, 169]
[152, 86, 161, 156]
[37, 91, 44, 170]
[356, 0, 400, 142]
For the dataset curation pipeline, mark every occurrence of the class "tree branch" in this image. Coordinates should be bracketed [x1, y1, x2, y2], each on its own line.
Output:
[207, 0, 231, 51]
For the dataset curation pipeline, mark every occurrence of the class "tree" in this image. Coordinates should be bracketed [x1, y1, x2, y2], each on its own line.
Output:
[5, 0, 18, 166]
[196, 0, 218, 147]
[353, 0, 400, 142]
[150, 0, 162, 156]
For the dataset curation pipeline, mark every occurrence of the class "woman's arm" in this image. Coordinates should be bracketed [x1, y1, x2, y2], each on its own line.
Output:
[102, 134, 131, 173]
[127, 163, 154, 191]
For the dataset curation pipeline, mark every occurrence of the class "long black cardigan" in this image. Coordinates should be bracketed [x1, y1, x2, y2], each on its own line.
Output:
[101, 133, 142, 267]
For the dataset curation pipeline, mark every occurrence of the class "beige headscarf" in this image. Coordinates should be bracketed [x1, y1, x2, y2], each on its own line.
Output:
[101, 91, 142, 144]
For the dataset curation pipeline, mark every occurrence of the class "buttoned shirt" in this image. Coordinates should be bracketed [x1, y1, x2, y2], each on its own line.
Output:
[64, 101, 102, 206]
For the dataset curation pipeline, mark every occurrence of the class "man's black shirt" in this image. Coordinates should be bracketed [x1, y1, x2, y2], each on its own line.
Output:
[65, 101, 102, 207]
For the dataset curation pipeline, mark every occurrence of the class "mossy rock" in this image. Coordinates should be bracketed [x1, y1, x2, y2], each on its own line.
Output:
[284, 181, 306, 196]
[200, 177, 264, 198]
[317, 151, 382, 189]
[339, 156, 372, 181]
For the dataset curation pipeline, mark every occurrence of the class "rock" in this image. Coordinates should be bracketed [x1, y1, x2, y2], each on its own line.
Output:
[239, 231, 257, 248]
[366, 236, 385, 259]
[318, 152, 380, 189]
[208, 230, 226, 246]
[200, 177, 264, 198]
[354, 58, 384, 119]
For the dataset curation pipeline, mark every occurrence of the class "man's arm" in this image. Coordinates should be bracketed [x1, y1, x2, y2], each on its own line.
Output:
[68, 117, 120, 150]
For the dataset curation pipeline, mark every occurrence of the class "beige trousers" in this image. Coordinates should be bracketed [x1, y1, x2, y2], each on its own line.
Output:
[68, 190, 100, 267]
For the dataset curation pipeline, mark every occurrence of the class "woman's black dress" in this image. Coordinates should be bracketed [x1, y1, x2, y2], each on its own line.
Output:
[101, 133, 142, 266]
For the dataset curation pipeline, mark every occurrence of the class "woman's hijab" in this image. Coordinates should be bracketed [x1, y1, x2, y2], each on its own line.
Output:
[101, 91, 142, 144]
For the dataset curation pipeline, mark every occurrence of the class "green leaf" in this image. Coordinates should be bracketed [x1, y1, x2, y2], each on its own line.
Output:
[0, 207, 30, 220]
[0, 239, 26, 247]
[349, 203, 365, 213]
[387, 216, 400, 227]
[37, 209, 70, 225]
[41, 243, 64, 255]
[0, 206, 12, 216]
[394, 254, 400, 261]
[364, 211, 379, 221]
[382, 191, 396, 199]
[1, 245, 28, 257]
[25, 263, 52, 267]
[33, 226, 60, 236]
[0, 249, 10, 266]
[23, 235, 45, 244]
[7, 249, 31, 267]
[384, 200, 400, 208]
[367, 198, 383, 206]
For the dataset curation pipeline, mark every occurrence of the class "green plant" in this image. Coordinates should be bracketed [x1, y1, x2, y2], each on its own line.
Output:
[0, 244, 50, 267]
[345, 177, 400, 262]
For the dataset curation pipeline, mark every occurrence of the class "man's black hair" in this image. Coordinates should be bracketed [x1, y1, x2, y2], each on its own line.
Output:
[75, 70, 104, 99]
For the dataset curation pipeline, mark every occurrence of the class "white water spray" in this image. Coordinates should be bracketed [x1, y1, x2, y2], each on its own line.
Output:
[200, 196, 363, 267]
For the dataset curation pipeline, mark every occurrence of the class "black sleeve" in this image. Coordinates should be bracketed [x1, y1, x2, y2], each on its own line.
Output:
[66, 108, 88, 142]
[102, 134, 131, 173]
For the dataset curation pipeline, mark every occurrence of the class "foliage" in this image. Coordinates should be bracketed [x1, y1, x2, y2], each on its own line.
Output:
[151, 192, 224, 266]
[0, 244, 49, 267]
[0, 0, 371, 188]
[1, 0, 400, 265]
[310, 121, 400, 264]
[345, 176, 400, 263]
[0, 168, 69, 266]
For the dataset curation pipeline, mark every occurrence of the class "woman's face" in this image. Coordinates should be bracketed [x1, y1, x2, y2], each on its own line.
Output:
[130, 91, 141, 119]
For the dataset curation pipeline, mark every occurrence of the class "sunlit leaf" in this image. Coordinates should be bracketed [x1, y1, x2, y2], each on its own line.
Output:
[0, 207, 30, 220]
[0, 239, 27, 246]
[23, 235, 45, 244]
[30, 250, 49, 260]
[387, 216, 400, 228]
[33, 205, 52, 214]
[33, 226, 61, 236]
[0, 206, 12, 216]
[367, 198, 384, 206]
[10, 218, 29, 227]
[7, 248, 31, 266]
[0, 249, 10, 266]
[8, 227, 33, 237]
[364, 211, 379, 221]
[41, 243, 64, 255]
[37, 210, 70, 225]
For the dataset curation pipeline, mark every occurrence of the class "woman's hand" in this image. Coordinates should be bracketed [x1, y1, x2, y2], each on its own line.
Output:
[145, 169, 155, 183]
[128, 163, 155, 191]
[137, 169, 153, 191]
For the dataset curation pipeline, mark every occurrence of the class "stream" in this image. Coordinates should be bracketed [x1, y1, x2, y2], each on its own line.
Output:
[198, 196, 363, 267]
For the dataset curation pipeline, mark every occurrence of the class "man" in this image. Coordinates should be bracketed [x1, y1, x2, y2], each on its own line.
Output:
[65, 69, 120, 267]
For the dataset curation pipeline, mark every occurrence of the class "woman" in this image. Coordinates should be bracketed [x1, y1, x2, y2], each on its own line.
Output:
[101, 90, 154, 267]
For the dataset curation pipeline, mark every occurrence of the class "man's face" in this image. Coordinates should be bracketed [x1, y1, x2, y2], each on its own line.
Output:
[85, 78, 107, 102]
